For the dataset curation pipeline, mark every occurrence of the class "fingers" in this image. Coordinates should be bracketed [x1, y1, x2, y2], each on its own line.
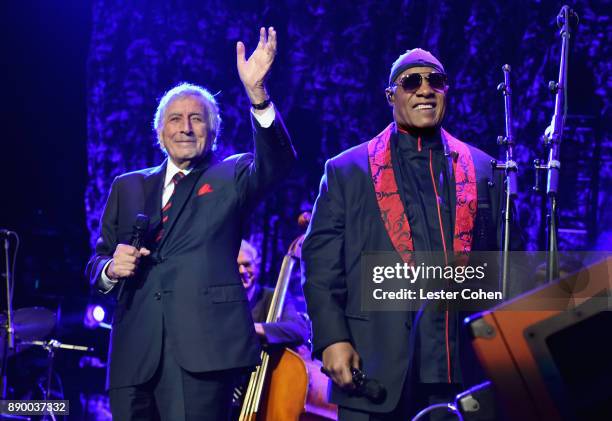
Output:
[237, 26, 276, 91]
[239, 27, 276, 58]
[326, 362, 355, 389]
[338, 364, 355, 389]
[256, 27, 275, 51]
[254, 323, 266, 338]
[116, 244, 139, 256]
[236, 41, 246, 66]
[267, 26, 277, 54]
[322, 342, 358, 390]
[109, 244, 148, 278]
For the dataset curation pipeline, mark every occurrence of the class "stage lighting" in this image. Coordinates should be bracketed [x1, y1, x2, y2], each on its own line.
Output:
[84, 304, 107, 328]
[92, 305, 105, 322]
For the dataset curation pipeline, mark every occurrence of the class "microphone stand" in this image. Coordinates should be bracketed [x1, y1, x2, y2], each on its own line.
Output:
[1, 231, 17, 399]
[20, 340, 93, 421]
[534, 5, 579, 282]
[490, 64, 517, 298]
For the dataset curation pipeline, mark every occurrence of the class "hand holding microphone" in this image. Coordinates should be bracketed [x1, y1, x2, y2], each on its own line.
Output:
[321, 341, 360, 389]
[106, 244, 150, 279]
[106, 214, 150, 300]
[320, 342, 386, 403]
[106, 214, 150, 279]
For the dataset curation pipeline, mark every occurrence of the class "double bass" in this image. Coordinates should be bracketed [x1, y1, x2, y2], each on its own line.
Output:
[239, 213, 337, 421]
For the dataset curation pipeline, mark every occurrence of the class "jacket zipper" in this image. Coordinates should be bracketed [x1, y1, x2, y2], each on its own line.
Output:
[428, 149, 452, 384]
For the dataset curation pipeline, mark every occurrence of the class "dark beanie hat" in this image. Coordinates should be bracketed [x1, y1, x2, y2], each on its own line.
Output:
[388, 48, 445, 86]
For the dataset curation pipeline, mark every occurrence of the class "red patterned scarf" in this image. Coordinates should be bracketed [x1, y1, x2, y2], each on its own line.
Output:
[367, 123, 477, 262]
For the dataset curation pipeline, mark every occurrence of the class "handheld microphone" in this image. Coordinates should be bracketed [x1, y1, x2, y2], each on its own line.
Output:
[117, 214, 150, 300]
[320, 366, 387, 403]
[351, 368, 386, 403]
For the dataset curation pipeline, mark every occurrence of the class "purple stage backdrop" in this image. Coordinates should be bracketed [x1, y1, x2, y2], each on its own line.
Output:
[86, 0, 611, 278]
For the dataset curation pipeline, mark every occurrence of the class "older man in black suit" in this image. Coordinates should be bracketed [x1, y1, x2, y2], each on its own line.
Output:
[86, 27, 296, 420]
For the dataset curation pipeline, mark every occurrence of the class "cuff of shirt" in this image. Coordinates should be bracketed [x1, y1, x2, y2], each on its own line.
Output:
[250, 104, 275, 128]
[100, 260, 119, 293]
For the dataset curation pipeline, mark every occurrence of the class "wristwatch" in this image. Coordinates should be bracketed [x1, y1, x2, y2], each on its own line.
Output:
[251, 98, 271, 110]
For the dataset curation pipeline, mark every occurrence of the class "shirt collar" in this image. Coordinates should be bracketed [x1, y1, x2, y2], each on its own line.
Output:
[164, 159, 193, 189]
[396, 126, 443, 153]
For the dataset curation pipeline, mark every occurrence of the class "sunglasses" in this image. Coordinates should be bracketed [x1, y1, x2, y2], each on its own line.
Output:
[393, 72, 448, 93]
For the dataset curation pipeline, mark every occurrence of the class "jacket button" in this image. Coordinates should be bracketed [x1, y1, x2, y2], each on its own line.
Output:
[154, 292, 161, 300]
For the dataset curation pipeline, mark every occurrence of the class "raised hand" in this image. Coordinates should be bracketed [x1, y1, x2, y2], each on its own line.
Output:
[236, 27, 277, 105]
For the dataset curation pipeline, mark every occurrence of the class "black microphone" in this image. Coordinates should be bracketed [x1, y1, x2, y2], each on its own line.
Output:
[320, 366, 387, 403]
[116, 214, 150, 300]
[351, 368, 386, 403]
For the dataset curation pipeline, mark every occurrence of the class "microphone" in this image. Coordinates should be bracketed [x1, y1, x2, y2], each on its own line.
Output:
[116, 214, 150, 300]
[320, 366, 387, 403]
[351, 368, 387, 403]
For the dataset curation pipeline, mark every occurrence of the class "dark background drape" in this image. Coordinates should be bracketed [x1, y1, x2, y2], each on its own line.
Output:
[85, 0, 611, 267]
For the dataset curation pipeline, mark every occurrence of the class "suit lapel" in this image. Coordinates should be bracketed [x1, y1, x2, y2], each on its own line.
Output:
[157, 154, 215, 249]
[442, 133, 458, 235]
[367, 123, 415, 263]
[143, 161, 166, 239]
[442, 129, 477, 255]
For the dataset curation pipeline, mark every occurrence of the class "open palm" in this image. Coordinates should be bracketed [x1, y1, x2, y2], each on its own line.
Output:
[237, 27, 277, 102]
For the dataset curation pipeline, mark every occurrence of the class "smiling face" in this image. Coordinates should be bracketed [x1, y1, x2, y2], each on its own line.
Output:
[237, 247, 259, 291]
[158, 95, 210, 169]
[386, 66, 447, 132]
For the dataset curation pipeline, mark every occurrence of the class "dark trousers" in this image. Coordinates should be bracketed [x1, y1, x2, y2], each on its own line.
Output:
[109, 329, 239, 420]
[339, 382, 462, 421]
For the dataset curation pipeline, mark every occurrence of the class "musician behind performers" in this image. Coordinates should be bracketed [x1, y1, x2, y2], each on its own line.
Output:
[231, 239, 311, 416]
[238, 239, 310, 348]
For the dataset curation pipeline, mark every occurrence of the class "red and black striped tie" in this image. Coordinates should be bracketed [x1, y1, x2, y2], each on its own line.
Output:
[155, 171, 185, 242]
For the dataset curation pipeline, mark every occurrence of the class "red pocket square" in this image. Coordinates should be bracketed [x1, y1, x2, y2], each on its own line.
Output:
[197, 183, 214, 196]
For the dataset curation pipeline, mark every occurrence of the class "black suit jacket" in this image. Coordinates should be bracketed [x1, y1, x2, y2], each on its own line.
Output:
[301, 133, 515, 413]
[86, 113, 295, 389]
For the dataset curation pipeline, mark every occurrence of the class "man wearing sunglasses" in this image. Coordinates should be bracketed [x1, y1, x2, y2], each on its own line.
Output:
[303, 48, 521, 420]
